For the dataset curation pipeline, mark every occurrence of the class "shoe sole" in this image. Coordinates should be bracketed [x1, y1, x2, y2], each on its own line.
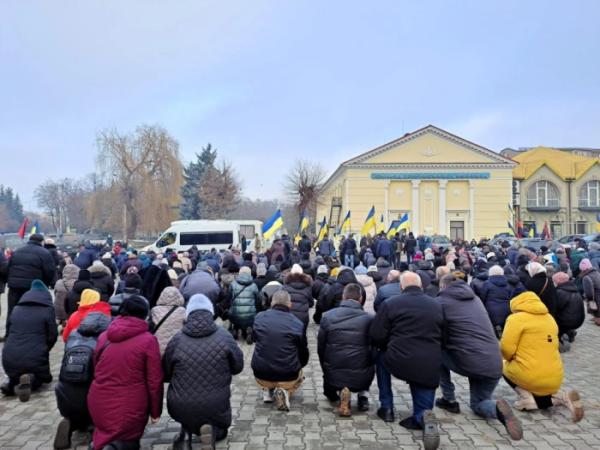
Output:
[567, 390, 584, 422]
[17, 374, 31, 403]
[53, 418, 71, 450]
[496, 399, 523, 440]
[422, 410, 440, 450]
[199, 424, 214, 450]
[338, 387, 352, 417]
[274, 388, 289, 412]
[435, 398, 460, 414]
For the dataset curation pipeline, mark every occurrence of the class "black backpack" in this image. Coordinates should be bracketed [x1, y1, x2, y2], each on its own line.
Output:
[59, 343, 96, 384]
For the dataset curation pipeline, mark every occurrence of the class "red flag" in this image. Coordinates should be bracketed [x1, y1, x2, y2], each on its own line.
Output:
[542, 221, 552, 240]
[17, 217, 29, 239]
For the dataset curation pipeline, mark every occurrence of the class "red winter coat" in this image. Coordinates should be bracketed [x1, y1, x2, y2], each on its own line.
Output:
[62, 301, 111, 342]
[88, 316, 163, 448]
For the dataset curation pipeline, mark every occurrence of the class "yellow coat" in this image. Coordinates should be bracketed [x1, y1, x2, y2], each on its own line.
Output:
[500, 291, 563, 396]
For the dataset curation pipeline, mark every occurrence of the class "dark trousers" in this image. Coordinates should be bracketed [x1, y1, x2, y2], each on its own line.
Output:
[6, 288, 27, 336]
[503, 376, 553, 409]
[409, 383, 436, 425]
[375, 351, 393, 409]
[406, 252, 414, 265]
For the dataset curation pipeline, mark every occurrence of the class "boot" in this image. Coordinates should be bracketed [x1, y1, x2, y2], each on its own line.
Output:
[338, 387, 352, 417]
[172, 427, 186, 450]
[199, 424, 215, 450]
[245, 327, 253, 345]
[496, 398, 523, 440]
[53, 418, 72, 450]
[15, 374, 32, 402]
[274, 387, 290, 412]
[513, 387, 537, 411]
[552, 390, 584, 422]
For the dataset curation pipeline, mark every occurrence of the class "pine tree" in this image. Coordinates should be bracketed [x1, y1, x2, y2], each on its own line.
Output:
[179, 144, 217, 219]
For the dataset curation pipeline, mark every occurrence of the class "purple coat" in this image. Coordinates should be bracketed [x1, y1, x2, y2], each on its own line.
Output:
[88, 317, 163, 448]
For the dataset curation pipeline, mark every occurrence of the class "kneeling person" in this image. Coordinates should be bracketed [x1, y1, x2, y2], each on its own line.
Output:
[318, 283, 374, 416]
[251, 290, 309, 412]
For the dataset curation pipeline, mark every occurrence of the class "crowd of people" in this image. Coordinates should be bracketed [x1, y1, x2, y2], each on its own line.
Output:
[0, 229, 592, 450]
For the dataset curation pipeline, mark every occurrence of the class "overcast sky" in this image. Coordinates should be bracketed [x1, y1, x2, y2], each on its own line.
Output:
[2, 1, 599, 210]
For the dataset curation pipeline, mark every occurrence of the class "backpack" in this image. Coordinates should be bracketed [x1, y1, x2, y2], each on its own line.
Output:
[59, 343, 96, 384]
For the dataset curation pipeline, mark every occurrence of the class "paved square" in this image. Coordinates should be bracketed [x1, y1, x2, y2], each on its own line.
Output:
[0, 293, 599, 449]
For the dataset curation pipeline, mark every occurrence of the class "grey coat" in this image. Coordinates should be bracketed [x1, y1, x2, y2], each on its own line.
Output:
[150, 287, 186, 356]
[54, 264, 80, 322]
[436, 280, 503, 379]
[180, 269, 220, 302]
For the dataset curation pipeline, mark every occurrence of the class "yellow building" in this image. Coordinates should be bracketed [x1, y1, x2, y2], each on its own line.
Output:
[317, 125, 516, 240]
[512, 147, 600, 236]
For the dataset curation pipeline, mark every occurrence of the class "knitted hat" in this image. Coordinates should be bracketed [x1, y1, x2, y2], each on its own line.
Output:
[355, 265, 368, 275]
[425, 252, 435, 261]
[317, 265, 328, 275]
[44, 238, 55, 245]
[413, 253, 423, 261]
[257, 263, 267, 277]
[29, 233, 44, 243]
[367, 265, 378, 273]
[187, 293, 214, 317]
[290, 264, 303, 275]
[579, 258, 593, 272]
[30, 279, 48, 292]
[167, 269, 178, 280]
[239, 266, 252, 275]
[80, 289, 100, 307]
[119, 295, 149, 319]
[552, 271, 570, 287]
[102, 252, 112, 259]
[486, 252, 496, 260]
[78, 269, 91, 282]
[124, 273, 143, 290]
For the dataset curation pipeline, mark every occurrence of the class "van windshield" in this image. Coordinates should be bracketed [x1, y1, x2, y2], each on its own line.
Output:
[180, 231, 233, 246]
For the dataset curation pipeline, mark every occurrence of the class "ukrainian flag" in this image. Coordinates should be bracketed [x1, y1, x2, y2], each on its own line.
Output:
[387, 213, 409, 238]
[299, 210, 310, 233]
[596, 214, 600, 233]
[317, 216, 328, 241]
[361, 206, 376, 236]
[508, 221, 516, 237]
[377, 214, 385, 234]
[339, 211, 351, 233]
[262, 209, 284, 240]
[30, 221, 39, 235]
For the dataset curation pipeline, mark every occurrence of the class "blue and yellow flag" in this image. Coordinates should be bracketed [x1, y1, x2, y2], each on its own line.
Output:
[596, 214, 600, 233]
[30, 221, 39, 235]
[262, 209, 284, 240]
[361, 206, 376, 236]
[528, 224, 536, 238]
[377, 214, 386, 234]
[507, 221, 516, 237]
[317, 216, 328, 242]
[339, 211, 351, 233]
[299, 210, 309, 234]
[387, 213, 409, 238]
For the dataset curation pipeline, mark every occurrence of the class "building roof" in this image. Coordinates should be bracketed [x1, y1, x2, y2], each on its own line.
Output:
[512, 146, 599, 181]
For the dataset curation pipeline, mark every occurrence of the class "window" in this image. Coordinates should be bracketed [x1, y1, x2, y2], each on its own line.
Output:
[526, 181, 560, 208]
[579, 181, 600, 208]
[180, 232, 233, 246]
[576, 222, 587, 235]
[550, 222, 562, 238]
[156, 232, 176, 248]
[449, 221, 464, 240]
[239, 225, 255, 239]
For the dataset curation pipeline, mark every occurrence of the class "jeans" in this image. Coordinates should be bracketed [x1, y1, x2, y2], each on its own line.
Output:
[344, 254, 355, 268]
[406, 252, 414, 265]
[375, 351, 393, 409]
[409, 383, 436, 425]
[439, 352, 499, 419]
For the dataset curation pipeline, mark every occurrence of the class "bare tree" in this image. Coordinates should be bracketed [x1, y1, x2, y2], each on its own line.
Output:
[284, 160, 327, 217]
[199, 161, 242, 219]
[96, 125, 183, 240]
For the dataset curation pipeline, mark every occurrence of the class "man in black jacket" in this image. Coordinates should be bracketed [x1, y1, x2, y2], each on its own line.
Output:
[251, 290, 309, 412]
[370, 272, 443, 450]
[6, 234, 56, 336]
[318, 283, 374, 417]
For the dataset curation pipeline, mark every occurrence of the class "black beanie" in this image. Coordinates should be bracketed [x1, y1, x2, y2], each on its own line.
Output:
[29, 233, 44, 243]
[516, 254, 530, 267]
[119, 295, 149, 319]
[78, 269, 91, 282]
[125, 273, 143, 290]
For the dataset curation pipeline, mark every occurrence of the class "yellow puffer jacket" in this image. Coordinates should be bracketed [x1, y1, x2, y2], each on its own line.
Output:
[500, 291, 563, 396]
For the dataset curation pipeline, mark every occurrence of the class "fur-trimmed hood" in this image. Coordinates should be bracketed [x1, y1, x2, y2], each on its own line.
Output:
[284, 271, 313, 287]
[88, 262, 112, 277]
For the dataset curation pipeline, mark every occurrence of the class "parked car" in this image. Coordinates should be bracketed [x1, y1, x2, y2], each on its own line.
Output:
[557, 234, 584, 249]
[514, 238, 561, 252]
[431, 235, 451, 252]
[583, 234, 600, 245]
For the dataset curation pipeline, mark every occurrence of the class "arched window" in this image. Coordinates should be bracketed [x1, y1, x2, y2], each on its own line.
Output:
[579, 180, 600, 208]
[526, 180, 560, 208]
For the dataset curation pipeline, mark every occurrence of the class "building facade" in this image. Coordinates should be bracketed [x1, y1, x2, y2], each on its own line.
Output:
[317, 125, 516, 240]
[512, 147, 600, 236]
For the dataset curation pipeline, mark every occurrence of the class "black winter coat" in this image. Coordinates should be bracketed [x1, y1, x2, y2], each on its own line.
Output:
[140, 265, 173, 308]
[89, 264, 115, 301]
[298, 238, 312, 255]
[555, 281, 585, 332]
[320, 269, 366, 315]
[55, 312, 111, 425]
[251, 305, 309, 381]
[480, 275, 513, 328]
[7, 241, 56, 290]
[470, 271, 488, 298]
[0, 251, 8, 293]
[2, 287, 58, 381]
[370, 286, 443, 388]
[318, 300, 374, 391]
[163, 310, 244, 431]
[65, 280, 95, 317]
[74, 245, 97, 270]
[312, 273, 329, 301]
[367, 270, 384, 290]
[525, 272, 558, 317]
[404, 238, 417, 255]
[373, 282, 401, 312]
[283, 273, 314, 328]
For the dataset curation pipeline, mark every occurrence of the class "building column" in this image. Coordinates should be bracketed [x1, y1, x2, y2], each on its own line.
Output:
[438, 180, 447, 235]
[384, 180, 390, 225]
[469, 180, 476, 239]
[411, 180, 420, 233]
